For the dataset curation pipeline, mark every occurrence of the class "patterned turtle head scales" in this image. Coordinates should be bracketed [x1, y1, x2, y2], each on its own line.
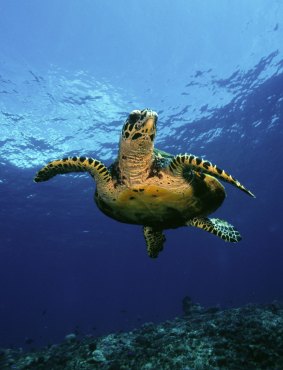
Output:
[118, 109, 158, 185]
[120, 109, 158, 148]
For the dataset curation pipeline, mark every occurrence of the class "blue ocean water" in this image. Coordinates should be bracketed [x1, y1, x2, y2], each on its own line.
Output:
[0, 0, 282, 350]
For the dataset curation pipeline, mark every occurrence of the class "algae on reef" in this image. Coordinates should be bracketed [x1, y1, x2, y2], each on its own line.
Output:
[1, 302, 283, 370]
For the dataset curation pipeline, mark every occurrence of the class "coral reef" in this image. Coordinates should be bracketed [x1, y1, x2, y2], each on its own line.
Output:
[1, 302, 283, 369]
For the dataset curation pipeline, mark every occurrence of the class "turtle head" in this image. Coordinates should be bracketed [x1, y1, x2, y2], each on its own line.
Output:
[121, 109, 157, 149]
[118, 109, 158, 182]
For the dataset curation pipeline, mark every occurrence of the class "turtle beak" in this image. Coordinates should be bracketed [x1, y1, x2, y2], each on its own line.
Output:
[140, 109, 158, 132]
[143, 116, 156, 132]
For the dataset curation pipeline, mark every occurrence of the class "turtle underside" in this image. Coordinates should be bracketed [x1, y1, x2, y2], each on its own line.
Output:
[95, 152, 226, 229]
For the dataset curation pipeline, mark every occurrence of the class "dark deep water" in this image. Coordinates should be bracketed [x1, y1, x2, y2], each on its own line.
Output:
[0, 0, 283, 352]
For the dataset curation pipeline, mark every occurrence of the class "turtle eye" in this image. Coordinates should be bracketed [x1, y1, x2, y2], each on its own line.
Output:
[129, 112, 141, 124]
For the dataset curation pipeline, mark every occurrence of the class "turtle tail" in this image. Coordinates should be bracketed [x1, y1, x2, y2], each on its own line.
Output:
[34, 156, 112, 184]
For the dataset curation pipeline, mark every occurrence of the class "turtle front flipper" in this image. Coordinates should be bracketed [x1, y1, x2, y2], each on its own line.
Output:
[186, 217, 242, 242]
[143, 226, 166, 258]
[34, 156, 112, 185]
[167, 154, 255, 198]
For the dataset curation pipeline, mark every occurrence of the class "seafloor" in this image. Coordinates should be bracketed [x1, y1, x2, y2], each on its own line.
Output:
[1, 300, 283, 370]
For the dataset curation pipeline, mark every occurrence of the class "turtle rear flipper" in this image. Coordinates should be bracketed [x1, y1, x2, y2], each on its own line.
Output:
[143, 226, 166, 258]
[186, 217, 242, 242]
[34, 156, 112, 185]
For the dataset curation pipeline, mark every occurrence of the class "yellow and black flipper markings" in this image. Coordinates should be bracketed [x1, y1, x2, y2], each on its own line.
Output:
[34, 156, 112, 184]
[167, 154, 255, 198]
[187, 217, 242, 242]
[143, 226, 166, 258]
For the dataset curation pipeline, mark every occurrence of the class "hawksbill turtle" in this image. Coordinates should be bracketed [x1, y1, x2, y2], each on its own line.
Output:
[34, 109, 255, 258]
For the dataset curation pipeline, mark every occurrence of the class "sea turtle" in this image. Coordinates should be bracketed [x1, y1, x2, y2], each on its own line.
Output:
[34, 109, 255, 258]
